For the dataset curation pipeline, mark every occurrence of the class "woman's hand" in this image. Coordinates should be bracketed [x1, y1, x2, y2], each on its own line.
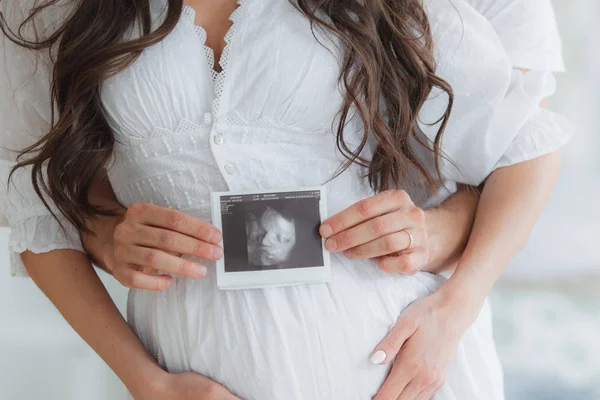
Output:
[136, 370, 241, 400]
[109, 202, 223, 290]
[319, 190, 429, 274]
[370, 288, 479, 400]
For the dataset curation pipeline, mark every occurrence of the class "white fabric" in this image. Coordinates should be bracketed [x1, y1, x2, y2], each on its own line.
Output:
[0, 2, 85, 276]
[1, 0, 574, 398]
[464, 0, 565, 71]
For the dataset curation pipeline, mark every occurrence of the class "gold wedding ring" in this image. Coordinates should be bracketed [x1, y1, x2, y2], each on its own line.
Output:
[404, 230, 413, 250]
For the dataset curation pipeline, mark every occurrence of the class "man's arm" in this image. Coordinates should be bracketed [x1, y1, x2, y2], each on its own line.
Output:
[423, 184, 481, 274]
[446, 150, 561, 307]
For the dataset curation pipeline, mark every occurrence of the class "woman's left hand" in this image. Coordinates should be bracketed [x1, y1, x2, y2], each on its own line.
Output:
[319, 189, 429, 274]
[370, 288, 480, 400]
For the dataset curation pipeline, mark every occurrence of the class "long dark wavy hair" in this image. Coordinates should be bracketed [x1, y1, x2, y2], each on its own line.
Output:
[1, 0, 453, 233]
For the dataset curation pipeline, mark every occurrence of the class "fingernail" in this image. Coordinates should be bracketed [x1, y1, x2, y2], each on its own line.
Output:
[210, 230, 222, 243]
[211, 246, 223, 259]
[320, 224, 332, 237]
[166, 277, 174, 287]
[370, 350, 387, 364]
[325, 238, 337, 252]
[343, 249, 352, 258]
[194, 264, 207, 278]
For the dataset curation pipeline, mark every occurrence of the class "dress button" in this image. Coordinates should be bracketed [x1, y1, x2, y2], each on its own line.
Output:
[224, 164, 234, 175]
[213, 134, 224, 145]
[204, 112, 213, 125]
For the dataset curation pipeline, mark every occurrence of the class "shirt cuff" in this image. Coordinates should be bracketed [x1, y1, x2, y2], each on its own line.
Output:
[8, 214, 85, 277]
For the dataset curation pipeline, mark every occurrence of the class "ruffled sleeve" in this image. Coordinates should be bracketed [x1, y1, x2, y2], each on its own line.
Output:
[416, 0, 575, 187]
[1, 2, 84, 277]
[464, 0, 572, 169]
[464, 0, 564, 71]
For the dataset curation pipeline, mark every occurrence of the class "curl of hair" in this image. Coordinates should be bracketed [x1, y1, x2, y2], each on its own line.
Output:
[1, 0, 452, 233]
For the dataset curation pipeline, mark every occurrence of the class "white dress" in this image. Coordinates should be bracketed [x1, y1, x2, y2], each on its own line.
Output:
[0, 0, 574, 399]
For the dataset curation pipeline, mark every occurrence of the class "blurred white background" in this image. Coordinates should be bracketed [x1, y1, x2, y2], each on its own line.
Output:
[1, 1, 599, 399]
[487, 3, 600, 399]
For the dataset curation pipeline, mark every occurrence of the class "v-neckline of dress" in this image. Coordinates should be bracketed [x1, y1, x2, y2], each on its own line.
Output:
[181, 0, 247, 116]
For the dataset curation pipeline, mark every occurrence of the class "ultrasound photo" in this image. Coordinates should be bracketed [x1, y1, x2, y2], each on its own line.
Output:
[245, 205, 298, 269]
[216, 189, 326, 273]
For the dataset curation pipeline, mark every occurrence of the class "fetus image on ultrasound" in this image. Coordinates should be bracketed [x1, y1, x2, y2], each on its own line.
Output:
[217, 191, 326, 272]
[246, 206, 297, 268]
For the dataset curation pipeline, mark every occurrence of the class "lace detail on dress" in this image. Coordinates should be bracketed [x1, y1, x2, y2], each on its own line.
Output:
[181, 0, 247, 117]
[181, 5, 218, 83]
[211, 0, 245, 116]
[154, 116, 214, 142]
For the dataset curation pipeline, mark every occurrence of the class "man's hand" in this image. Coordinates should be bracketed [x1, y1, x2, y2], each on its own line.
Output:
[371, 288, 478, 400]
[137, 370, 242, 400]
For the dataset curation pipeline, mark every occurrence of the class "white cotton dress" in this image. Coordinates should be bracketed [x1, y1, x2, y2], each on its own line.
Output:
[0, 0, 574, 399]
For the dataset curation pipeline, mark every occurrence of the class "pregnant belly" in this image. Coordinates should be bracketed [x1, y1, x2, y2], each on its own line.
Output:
[126, 256, 446, 400]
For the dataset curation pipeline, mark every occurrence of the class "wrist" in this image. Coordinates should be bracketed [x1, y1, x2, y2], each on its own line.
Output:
[422, 189, 479, 274]
[99, 222, 118, 273]
[128, 361, 168, 399]
[423, 207, 441, 262]
[423, 206, 455, 272]
[86, 213, 124, 274]
[436, 276, 486, 325]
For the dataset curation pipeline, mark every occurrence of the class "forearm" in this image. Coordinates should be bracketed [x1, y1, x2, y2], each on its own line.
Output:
[423, 185, 480, 274]
[21, 249, 162, 397]
[443, 151, 562, 308]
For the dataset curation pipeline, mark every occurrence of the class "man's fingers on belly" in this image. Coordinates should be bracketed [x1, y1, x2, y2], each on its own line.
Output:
[414, 385, 437, 400]
[372, 361, 412, 400]
[397, 379, 427, 400]
[370, 315, 418, 365]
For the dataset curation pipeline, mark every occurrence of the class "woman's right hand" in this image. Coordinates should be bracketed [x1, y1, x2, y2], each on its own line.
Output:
[110, 202, 223, 291]
[137, 370, 241, 400]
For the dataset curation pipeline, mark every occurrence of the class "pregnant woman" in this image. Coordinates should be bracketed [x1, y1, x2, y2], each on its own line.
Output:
[1, 0, 572, 399]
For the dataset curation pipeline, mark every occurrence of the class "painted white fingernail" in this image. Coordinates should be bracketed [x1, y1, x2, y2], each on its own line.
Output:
[370, 350, 386, 364]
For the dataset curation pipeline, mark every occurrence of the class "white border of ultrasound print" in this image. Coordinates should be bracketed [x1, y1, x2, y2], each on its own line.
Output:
[211, 186, 331, 290]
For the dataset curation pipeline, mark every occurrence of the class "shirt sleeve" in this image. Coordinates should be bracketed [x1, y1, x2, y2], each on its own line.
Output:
[1, 2, 84, 277]
[416, 0, 575, 187]
[463, 0, 564, 71]
[462, 0, 571, 169]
